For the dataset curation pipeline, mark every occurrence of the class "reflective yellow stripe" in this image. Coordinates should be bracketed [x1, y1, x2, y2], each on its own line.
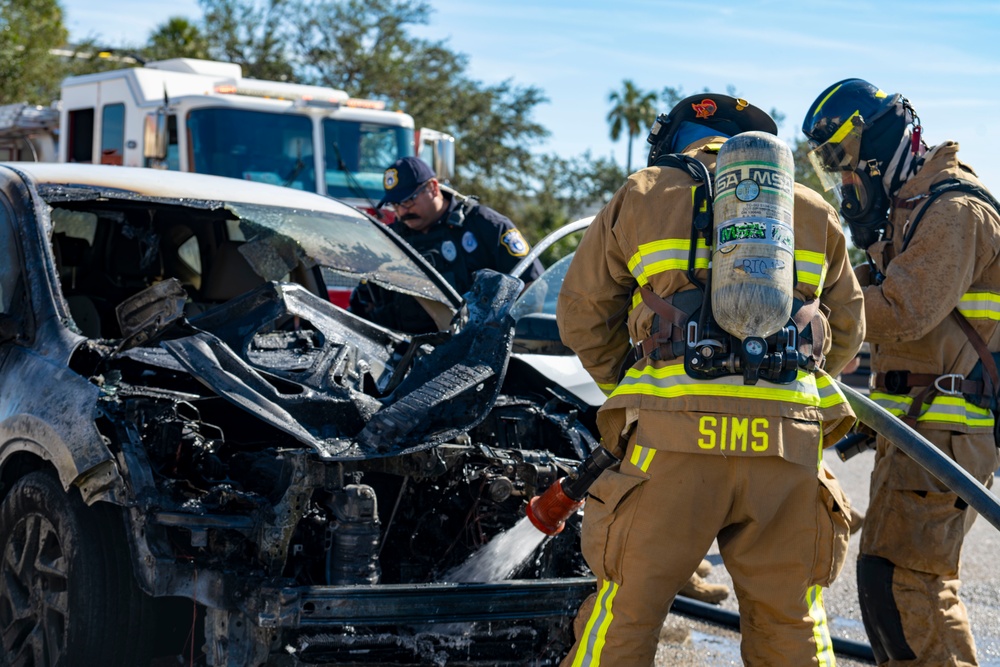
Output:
[795, 249, 827, 293]
[870, 391, 994, 428]
[808, 586, 835, 667]
[817, 429, 824, 468]
[597, 382, 617, 397]
[815, 374, 849, 408]
[571, 580, 618, 667]
[958, 291, 1000, 321]
[627, 238, 710, 287]
[611, 362, 847, 409]
[629, 444, 656, 472]
[631, 288, 642, 311]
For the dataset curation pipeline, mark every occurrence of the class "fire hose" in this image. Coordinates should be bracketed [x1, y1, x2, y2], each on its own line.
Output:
[526, 380, 1000, 662]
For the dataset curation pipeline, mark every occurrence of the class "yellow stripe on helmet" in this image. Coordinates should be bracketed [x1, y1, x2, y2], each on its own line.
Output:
[812, 83, 844, 117]
[829, 110, 862, 145]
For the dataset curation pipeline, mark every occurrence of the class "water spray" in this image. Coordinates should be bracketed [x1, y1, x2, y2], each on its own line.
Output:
[526, 445, 619, 536]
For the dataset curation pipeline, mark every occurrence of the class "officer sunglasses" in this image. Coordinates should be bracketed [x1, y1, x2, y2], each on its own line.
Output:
[389, 181, 430, 211]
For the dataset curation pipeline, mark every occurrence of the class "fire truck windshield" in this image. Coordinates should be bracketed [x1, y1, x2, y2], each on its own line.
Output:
[323, 119, 414, 202]
[187, 108, 317, 192]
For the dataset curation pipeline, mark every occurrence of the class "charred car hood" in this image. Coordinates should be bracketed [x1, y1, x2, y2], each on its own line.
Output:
[123, 271, 522, 460]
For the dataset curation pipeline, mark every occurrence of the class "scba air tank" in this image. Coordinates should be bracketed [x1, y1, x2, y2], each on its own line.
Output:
[711, 131, 796, 341]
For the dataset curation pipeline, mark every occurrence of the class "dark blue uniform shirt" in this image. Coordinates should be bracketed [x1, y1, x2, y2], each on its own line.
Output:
[351, 193, 543, 333]
[390, 194, 543, 294]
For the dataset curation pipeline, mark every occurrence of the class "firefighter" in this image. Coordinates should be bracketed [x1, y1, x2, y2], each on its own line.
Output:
[803, 78, 1000, 666]
[556, 93, 864, 666]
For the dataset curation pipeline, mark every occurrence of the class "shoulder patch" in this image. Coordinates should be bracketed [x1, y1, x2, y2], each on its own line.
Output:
[501, 228, 529, 257]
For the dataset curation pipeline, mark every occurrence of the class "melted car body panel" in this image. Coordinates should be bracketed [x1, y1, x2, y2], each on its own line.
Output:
[0, 164, 597, 665]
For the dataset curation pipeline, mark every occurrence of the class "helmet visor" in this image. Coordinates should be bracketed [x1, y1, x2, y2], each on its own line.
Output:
[806, 111, 865, 192]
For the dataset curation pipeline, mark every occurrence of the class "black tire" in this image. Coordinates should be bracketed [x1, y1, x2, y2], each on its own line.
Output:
[0, 471, 155, 667]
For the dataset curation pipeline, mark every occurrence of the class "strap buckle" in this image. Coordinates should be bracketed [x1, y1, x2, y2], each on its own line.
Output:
[934, 373, 965, 396]
[883, 370, 909, 394]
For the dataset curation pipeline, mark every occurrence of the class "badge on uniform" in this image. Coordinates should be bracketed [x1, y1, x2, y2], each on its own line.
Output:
[462, 231, 478, 253]
[501, 229, 529, 257]
[441, 240, 458, 262]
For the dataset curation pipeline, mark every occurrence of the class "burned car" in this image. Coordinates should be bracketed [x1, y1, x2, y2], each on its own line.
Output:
[0, 164, 597, 666]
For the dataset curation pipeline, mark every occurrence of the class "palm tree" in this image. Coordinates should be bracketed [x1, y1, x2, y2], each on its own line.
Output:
[145, 17, 210, 62]
[607, 80, 659, 173]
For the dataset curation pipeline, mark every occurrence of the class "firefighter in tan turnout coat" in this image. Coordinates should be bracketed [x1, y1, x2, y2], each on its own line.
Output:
[803, 78, 1000, 667]
[556, 94, 864, 666]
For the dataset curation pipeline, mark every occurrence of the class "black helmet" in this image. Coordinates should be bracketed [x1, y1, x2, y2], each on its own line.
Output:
[802, 78, 911, 247]
[647, 93, 777, 167]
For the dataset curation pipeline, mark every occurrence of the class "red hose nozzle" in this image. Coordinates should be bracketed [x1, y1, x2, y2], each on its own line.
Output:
[526, 478, 584, 536]
[525, 446, 620, 536]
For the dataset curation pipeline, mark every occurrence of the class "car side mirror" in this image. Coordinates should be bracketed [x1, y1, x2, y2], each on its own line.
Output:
[143, 111, 168, 161]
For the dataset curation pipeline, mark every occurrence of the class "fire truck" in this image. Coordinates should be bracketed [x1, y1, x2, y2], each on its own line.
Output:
[0, 58, 455, 217]
[0, 58, 456, 308]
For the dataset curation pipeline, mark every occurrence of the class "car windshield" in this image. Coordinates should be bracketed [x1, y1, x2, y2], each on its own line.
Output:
[38, 177, 457, 310]
[226, 202, 453, 305]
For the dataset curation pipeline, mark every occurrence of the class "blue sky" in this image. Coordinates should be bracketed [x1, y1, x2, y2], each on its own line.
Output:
[62, 0, 1000, 189]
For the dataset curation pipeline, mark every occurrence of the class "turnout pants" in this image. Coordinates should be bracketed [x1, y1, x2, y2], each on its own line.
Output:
[859, 429, 998, 667]
[562, 442, 846, 667]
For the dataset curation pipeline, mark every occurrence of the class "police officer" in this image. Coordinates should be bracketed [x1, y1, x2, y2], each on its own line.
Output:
[351, 157, 542, 333]
[803, 79, 1000, 667]
[557, 94, 864, 666]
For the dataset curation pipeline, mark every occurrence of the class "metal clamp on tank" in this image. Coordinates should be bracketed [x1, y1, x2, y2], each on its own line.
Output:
[684, 318, 800, 385]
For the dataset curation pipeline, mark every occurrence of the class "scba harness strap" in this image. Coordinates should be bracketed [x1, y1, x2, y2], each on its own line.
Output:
[879, 178, 1000, 429]
[634, 152, 827, 385]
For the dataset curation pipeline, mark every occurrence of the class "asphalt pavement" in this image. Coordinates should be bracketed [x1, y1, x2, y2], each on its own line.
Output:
[652, 447, 1000, 666]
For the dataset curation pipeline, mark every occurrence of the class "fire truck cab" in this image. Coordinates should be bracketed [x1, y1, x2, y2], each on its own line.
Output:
[58, 58, 455, 212]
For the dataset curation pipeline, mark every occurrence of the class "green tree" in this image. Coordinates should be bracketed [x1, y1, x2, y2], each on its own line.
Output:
[289, 0, 548, 207]
[606, 80, 658, 173]
[0, 0, 68, 104]
[144, 16, 210, 61]
[199, 0, 294, 80]
[515, 151, 625, 262]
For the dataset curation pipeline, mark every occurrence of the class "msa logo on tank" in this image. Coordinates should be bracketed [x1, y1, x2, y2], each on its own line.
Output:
[716, 166, 794, 198]
[502, 229, 529, 257]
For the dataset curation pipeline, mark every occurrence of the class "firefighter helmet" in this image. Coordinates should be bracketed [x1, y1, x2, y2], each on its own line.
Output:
[802, 79, 909, 248]
[647, 93, 777, 167]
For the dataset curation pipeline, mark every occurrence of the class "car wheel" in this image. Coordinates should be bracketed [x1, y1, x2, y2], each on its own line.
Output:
[0, 471, 154, 667]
